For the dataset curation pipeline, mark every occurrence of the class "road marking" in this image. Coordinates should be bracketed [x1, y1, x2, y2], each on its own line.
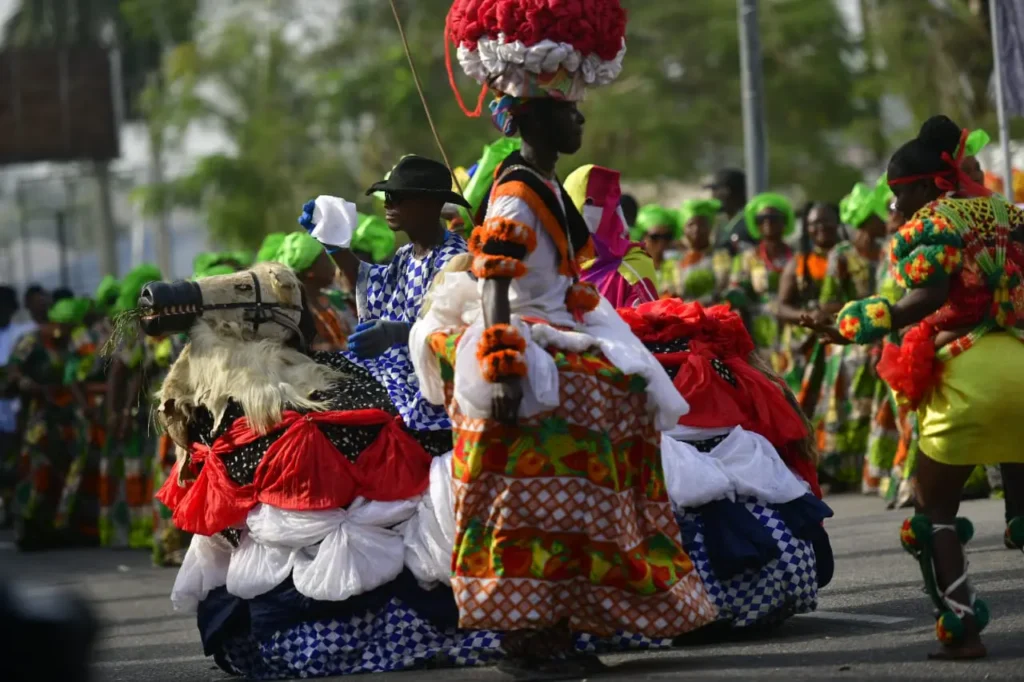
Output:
[94, 655, 207, 668]
[798, 610, 912, 626]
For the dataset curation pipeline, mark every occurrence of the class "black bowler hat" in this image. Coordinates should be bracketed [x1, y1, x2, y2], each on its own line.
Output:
[366, 155, 471, 208]
[702, 168, 747, 194]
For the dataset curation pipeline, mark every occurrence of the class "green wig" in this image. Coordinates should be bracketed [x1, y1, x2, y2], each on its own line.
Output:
[94, 275, 121, 314]
[352, 214, 396, 263]
[678, 199, 722, 227]
[256, 233, 287, 263]
[49, 297, 93, 326]
[113, 264, 163, 315]
[273, 232, 326, 273]
[633, 204, 682, 242]
[840, 177, 892, 229]
[744, 192, 796, 240]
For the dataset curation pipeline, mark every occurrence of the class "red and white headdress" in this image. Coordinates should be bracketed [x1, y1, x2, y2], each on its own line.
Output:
[446, 0, 627, 113]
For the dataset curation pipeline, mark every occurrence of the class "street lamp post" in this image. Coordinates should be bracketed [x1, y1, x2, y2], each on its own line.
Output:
[738, 0, 768, 194]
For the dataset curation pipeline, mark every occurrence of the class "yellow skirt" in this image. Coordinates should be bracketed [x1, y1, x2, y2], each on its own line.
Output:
[919, 333, 1024, 466]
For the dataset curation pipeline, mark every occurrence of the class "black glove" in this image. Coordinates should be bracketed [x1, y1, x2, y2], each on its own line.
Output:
[347, 320, 410, 359]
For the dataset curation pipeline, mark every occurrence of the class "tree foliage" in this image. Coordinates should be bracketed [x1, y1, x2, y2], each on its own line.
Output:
[25, 0, 1011, 249]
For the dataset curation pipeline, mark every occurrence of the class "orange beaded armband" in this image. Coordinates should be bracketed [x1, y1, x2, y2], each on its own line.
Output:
[477, 324, 527, 360]
[565, 281, 601, 321]
[480, 349, 528, 382]
[471, 254, 527, 279]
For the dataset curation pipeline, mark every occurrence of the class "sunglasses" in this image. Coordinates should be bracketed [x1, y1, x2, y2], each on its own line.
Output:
[647, 232, 673, 242]
[384, 191, 413, 205]
[756, 213, 785, 225]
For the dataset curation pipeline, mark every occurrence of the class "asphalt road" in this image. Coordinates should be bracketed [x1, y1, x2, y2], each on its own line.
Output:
[2, 494, 1023, 682]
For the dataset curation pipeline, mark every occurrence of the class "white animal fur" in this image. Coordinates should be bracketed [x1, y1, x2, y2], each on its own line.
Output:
[177, 323, 341, 435]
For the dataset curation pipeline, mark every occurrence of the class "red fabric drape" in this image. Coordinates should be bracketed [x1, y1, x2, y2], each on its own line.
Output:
[156, 409, 432, 536]
[619, 299, 814, 490]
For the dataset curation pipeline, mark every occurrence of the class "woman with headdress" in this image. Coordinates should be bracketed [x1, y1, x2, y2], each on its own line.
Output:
[672, 199, 733, 304]
[565, 164, 659, 307]
[53, 296, 109, 547]
[805, 115, 1024, 660]
[727, 193, 796, 356]
[632, 204, 682, 293]
[775, 202, 842, 402]
[101, 264, 163, 549]
[7, 297, 87, 549]
[409, 1, 716, 675]
[794, 182, 889, 491]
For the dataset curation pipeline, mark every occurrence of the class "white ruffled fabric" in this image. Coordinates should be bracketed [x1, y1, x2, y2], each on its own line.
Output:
[170, 498, 419, 612]
[457, 35, 626, 101]
[410, 269, 686, 431]
[662, 426, 810, 510]
[400, 452, 457, 589]
[171, 533, 232, 612]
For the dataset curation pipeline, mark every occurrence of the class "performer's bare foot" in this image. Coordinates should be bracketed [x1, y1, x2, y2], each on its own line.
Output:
[927, 637, 987, 661]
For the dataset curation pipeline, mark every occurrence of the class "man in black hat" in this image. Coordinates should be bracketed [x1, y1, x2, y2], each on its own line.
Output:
[300, 155, 469, 435]
[704, 168, 752, 254]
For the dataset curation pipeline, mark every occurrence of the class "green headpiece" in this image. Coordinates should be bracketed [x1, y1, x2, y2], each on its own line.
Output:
[840, 178, 892, 229]
[463, 137, 523, 215]
[962, 129, 991, 157]
[744, 192, 796, 240]
[633, 204, 682, 242]
[48, 297, 93, 325]
[195, 264, 237, 279]
[114, 263, 163, 314]
[192, 252, 220, 277]
[256, 233, 287, 263]
[274, 231, 325, 273]
[94, 275, 121, 313]
[352, 214, 396, 263]
[678, 199, 722, 227]
[225, 250, 254, 268]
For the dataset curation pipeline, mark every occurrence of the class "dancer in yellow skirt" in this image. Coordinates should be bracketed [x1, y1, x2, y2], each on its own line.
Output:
[806, 115, 1024, 661]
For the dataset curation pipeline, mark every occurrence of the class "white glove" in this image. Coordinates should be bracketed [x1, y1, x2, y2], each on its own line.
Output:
[302, 196, 358, 249]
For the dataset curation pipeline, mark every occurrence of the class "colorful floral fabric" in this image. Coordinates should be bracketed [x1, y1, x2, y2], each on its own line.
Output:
[727, 244, 793, 352]
[775, 251, 829, 397]
[812, 242, 881, 487]
[667, 249, 732, 305]
[7, 329, 80, 546]
[430, 330, 716, 638]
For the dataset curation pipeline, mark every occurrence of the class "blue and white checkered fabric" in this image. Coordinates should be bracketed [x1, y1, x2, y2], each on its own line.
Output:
[345, 231, 467, 432]
[678, 496, 818, 628]
[217, 598, 672, 679]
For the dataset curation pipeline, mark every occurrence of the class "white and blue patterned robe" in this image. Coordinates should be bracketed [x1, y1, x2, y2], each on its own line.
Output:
[344, 229, 467, 432]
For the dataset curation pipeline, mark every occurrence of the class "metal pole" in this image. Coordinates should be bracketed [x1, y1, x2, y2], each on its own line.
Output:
[990, 0, 1014, 200]
[738, 0, 768, 194]
[16, 183, 30, 284]
[56, 210, 69, 288]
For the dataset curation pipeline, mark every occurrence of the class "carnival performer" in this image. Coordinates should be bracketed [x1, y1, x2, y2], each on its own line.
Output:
[727, 193, 796, 355]
[673, 199, 733, 305]
[775, 203, 841, 410]
[407, 2, 717, 675]
[632, 204, 681, 292]
[619, 298, 832, 631]
[273, 231, 352, 352]
[299, 155, 468, 454]
[101, 264, 163, 548]
[565, 164, 659, 307]
[54, 296, 109, 547]
[7, 297, 81, 549]
[0, 286, 35, 527]
[139, 263, 496, 677]
[804, 115, 1024, 660]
